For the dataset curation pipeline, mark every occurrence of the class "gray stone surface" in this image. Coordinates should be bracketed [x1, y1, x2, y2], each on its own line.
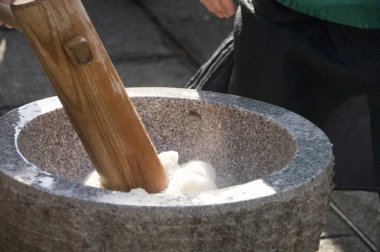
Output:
[0, 107, 12, 116]
[331, 191, 380, 249]
[139, 0, 234, 63]
[0, 31, 53, 108]
[116, 57, 196, 88]
[318, 236, 372, 252]
[160, 20, 233, 63]
[0, 0, 196, 114]
[84, 0, 180, 59]
[140, 0, 213, 19]
[0, 88, 333, 251]
[318, 210, 372, 251]
[322, 210, 355, 237]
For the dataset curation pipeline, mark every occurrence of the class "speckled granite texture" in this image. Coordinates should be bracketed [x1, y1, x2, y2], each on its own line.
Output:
[0, 88, 334, 251]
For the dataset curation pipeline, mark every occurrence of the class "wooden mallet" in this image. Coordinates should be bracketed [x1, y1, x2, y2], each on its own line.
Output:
[0, 0, 168, 193]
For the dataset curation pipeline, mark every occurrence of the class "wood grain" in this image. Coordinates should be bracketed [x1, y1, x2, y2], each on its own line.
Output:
[11, 0, 168, 193]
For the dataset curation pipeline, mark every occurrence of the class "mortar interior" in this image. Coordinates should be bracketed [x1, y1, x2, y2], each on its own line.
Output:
[16, 97, 296, 189]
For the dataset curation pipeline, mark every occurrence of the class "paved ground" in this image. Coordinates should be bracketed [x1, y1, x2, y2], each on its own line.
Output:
[0, 0, 378, 251]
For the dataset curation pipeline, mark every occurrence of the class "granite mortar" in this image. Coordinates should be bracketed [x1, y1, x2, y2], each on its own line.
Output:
[0, 88, 334, 251]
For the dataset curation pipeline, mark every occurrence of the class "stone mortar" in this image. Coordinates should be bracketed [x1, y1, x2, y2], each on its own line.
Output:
[0, 88, 333, 251]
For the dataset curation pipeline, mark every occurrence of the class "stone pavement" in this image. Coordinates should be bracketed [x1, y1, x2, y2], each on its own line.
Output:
[0, 0, 378, 251]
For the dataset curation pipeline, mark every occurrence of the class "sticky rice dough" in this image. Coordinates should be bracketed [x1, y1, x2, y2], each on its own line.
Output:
[84, 151, 218, 194]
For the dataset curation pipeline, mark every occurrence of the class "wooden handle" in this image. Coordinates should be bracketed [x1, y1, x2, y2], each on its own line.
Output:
[0, 2, 20, 30]
[11, 0, 168, 193]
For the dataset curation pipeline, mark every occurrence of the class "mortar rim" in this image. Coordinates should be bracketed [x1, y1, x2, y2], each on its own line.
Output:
[0, 87, 333, 207]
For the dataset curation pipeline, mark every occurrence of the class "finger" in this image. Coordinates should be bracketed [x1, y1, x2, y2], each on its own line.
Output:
[200, 0, 227, 18]
[207, 0, 229, 18]
[4, 23, 13, 29]
[219, 0, 235, 16]
[200, 0, 214, 14]
[1, 0, 12, 5]
[0, 22, 13, 29]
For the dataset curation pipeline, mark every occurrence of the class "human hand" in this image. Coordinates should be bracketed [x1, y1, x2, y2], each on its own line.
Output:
[200, 0, 235, 18]
[0, 0, 13, 28]
[0, 0, 11, 5]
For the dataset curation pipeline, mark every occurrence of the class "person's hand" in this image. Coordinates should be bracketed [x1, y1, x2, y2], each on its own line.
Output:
[200, 0, 235, 18]
[0, 0, 13, 28]
[0, 0, 11, 6]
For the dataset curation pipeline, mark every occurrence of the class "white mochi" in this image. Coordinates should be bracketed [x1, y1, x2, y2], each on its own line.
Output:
[179, 160, 216, 181]
[84, 151, 218, 195]
[157, 150, 180, 179]
[84, 169, 102, 188]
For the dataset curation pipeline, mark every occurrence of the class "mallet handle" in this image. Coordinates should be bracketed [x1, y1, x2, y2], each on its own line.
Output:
[11, 0, 168, 193]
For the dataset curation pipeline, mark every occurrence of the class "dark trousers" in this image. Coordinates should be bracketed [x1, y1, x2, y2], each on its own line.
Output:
[188, 0, 380, 192]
